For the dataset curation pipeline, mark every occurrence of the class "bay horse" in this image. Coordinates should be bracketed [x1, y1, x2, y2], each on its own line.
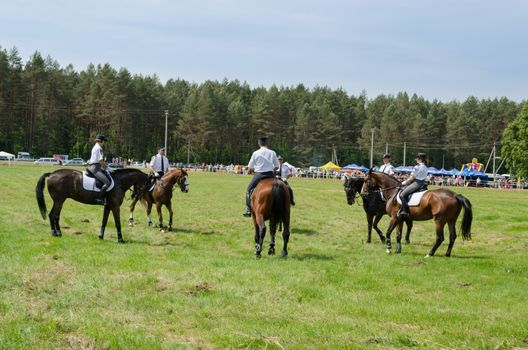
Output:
[36, 168, 149, 243]
[251, 178, 291, 258]
[361, 170, 472, 257]
[128, 169, 189, 232]
[343, 175, 413, 243]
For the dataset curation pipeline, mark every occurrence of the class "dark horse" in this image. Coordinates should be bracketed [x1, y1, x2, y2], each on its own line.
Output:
[128, 169, 189, 232]
[343, 175, 413, 243]
[251, 178, 292, 258]
[36, 168, 149, 243]
[361, 170, 472, 257]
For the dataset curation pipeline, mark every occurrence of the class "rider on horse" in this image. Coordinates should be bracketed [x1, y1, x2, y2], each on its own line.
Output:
[379, 153, 395, 176]
[87, 134, 111, 205]
[243, 136, 280, 217]
[278, 155, 295, 206]
[399, 152, 428, 218]
[149, 146, 170, 180]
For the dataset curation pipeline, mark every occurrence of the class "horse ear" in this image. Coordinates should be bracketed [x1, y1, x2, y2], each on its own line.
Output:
[368, 167, 373, 175]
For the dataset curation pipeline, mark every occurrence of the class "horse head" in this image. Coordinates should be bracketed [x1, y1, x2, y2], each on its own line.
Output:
[173, 168, 189, 193]
[343, 174, 363, 205]
[361, 170, 378, 198]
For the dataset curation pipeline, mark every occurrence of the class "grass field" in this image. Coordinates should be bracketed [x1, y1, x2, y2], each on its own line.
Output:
[0, 164, 527, 349]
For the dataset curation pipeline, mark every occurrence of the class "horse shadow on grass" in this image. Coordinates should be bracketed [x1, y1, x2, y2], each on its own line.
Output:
[288, 253, 334, 261]
[293, 228, 318, 236]
[393, 250, 490, 260]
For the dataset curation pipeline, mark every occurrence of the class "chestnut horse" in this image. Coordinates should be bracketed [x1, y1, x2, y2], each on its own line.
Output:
[36, 168, 149, 243]
[343, 175, 413, 244]
[251, 178, 292, 257]
[361, 170, 472, 257]
[128, 169, 189, 232]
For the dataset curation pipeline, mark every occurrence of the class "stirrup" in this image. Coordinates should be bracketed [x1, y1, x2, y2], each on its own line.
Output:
[95, 198, 106, 205]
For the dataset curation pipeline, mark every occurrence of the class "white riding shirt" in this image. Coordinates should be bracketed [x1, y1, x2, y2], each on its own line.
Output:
[248, 147, 280, 173]
[88, 143, 103, 165]
[411, 162, 428, 181]
[150, 154, 170, 173]
[379, 163, 395, 176]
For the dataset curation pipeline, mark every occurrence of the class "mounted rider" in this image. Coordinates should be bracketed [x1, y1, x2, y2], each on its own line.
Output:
[278, 155, 295, 206]
[148, 146, 170, 189]
[243, 136, 280, 217]
[379, 153, 395, 176]
[399, 152, 428, 218]
[87, 134, 111, 205]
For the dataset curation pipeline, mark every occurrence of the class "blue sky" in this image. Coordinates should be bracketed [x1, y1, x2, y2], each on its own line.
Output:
[1, 0, 526, 101]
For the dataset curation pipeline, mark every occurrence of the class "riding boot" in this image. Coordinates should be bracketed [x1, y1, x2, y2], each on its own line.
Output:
[399, 199, 409, 219]
[243, 191, 252, 217]
[96, 184, 108, 205]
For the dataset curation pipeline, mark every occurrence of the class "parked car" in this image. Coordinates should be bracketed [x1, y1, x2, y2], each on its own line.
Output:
[63, 158, 85, 166]
[34, 158, 61, 166]
[107, 162, 124, 169]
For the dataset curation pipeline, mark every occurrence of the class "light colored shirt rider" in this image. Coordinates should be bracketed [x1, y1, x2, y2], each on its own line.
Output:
[278, 155, 295, 206]
[378, 153, 395, 176]
[243, 136, 280, 217]
[149, 147, 170, 178]
[399, 152, 428, 218]
[87, 134, 111, 205]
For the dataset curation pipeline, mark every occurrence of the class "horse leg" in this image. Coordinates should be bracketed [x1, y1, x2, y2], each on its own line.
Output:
[385, 216, 399, 254]
[282, 219, 290, 257]
[146, 201, 153, 227]
[366, 213, 373, 243]
[255, 216, 266, 258]
[426, 219, 446, 258]
[167, 202, 174, 232]
[128, 197, 138, 226]
[373, 212, 386, 243]
[396, 221, 404, 254]
[112, 206, 124, 244]
[156, 203, 164, 231]
[268, 220, 276, 255]
[445, 221, 457, 257]
[404, 219, 413, 244]
[48, 200, 64, 237]
[253, 217, 260, 256]
[98, 205, 111, 240]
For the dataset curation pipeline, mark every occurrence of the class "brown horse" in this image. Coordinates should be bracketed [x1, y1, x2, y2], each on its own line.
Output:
[343, 175, 413, 244]
[36, 168, 149, 243]
[361, 170, 472, 257]
[251, 178, 292, 257]
[128, 169, 189, 232]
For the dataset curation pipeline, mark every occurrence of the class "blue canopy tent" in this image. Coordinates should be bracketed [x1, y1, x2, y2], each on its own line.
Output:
[459, 169, 488, 185]
[394, 166, 413, 173]
[342, 164, 369, 172]
[427, 166, 441, 175]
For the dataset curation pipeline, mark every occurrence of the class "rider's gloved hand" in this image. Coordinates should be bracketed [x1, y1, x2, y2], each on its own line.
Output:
[401, 180, 408, 186]
[154, 172, 160, 178]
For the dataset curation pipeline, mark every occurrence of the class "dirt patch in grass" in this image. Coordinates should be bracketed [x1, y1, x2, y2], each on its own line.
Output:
[182, 282, 212, 296]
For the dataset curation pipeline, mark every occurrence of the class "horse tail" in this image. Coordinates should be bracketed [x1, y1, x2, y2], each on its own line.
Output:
[456, 194, 472, 240]
[36, 173, 51, 220]
[271, 181, 286, 226]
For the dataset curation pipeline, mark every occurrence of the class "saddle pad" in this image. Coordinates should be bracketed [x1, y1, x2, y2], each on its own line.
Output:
[397, 190, 427, 207]
[82, 172, 115, 192]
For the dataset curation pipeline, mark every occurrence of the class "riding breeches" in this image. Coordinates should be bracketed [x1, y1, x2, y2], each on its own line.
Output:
[400, 180, 424, 211]
[88, 164, 112, 187]
[246, 171, 275, 208]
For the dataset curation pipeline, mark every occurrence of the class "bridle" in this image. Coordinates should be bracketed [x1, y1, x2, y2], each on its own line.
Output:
[362, 174, 402, 201]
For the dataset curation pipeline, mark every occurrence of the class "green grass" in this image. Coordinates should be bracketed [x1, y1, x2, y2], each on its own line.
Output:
[0, 164, 527, 349]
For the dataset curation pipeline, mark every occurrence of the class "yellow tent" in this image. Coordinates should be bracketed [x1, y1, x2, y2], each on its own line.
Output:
[320, 161, 341, 171]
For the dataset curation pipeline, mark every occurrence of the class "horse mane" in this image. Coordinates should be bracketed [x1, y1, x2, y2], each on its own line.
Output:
[111, 168, 146, 178]
[372, 171, 400, 187]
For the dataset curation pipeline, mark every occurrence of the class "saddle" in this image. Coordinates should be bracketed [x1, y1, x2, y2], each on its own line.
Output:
[396, 190, 428, 207]
[82, 169, 115, 192]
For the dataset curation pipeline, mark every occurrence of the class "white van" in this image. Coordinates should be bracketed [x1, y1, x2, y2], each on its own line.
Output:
[34, 158, 60, 166]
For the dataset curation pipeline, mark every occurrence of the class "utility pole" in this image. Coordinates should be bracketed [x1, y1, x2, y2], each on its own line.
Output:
[370, 128, 375, 168]
[187, 139, 190, 168]
[403, 142, 407, 167]
[442, 153, 445, 169]
[164, 110, 168, 155]
[385, 142, 388, 155]
[492, 142, 496, 187]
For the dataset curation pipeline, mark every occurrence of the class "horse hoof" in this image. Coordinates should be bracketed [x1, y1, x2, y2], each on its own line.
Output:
[160, 229, 165, 233]
[425, 254, 432, 258]
[366, 240, 372, 244]
[380, 237, 386, 243]
[148, 222, 152, 227]
[168, 227, 172, 232]
[405, 240, 411, 244]
[128, 222, 134, 227]
[255, 253, 261, 259]
[118, 238, 125, 244]
[386, 249, 392, 254]
[268, 249, 275, 255]
[281, 250, 288, 257]
[98, 235, 104, 240]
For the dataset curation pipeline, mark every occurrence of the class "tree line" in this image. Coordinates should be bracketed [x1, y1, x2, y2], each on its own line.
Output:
[0, 46, 525, 172]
